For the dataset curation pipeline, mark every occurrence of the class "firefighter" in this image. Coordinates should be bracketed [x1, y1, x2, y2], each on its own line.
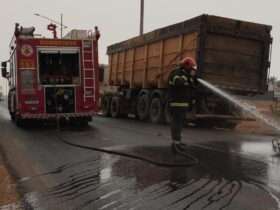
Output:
[168, 57, 198, 149]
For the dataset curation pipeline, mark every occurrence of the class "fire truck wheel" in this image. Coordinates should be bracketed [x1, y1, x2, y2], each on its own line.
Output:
[14, 116, 24, 127]
[70, 117, 89, 127]
[79, 118, 89, 127]
[10, 113, 15, 121]
[110, 96, 121, 118]
[149, 97, 164, 124]
[164, 102, 171, 124]
[8, 91, 16, 121]
[136, 94, 150, 121]
[101, 95, 112, 117]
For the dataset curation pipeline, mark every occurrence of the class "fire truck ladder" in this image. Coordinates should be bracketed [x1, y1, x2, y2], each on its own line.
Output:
[82, 39, 95, 103]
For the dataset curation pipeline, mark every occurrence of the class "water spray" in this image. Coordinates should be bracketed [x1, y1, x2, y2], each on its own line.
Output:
[198, 78, 280, 154]
[272, 138, 280, 153]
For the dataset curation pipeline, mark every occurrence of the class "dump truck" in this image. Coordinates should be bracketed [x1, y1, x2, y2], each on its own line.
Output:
[102, 14, 273, 127]
[1, 23, 100, 126]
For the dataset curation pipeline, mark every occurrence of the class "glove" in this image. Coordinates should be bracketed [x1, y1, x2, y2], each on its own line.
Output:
[191, 75, 199, 88]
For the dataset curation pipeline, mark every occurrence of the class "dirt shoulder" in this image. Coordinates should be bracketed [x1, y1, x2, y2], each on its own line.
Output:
[0, 155, 19, 206]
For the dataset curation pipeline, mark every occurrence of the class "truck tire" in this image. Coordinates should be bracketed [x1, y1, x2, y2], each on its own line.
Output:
[8, 90, 16, 121]
[110, 96, 121, 118]
[14, 115, 25, 127]
[149, 97, 164, 123]
[70, 117, 91, 127]
[136, 94, 150, 121]
[77, 117, 89, 127]
[101, 95, 112, 117]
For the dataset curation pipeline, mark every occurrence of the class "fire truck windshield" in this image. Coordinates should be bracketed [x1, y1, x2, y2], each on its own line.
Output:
[39, 51, 80, 85]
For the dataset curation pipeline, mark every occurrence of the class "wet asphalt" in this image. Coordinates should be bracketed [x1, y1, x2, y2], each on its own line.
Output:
[0, 103, 279, 210]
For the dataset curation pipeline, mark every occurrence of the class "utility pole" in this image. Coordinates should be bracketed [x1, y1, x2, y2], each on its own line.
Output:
[60, 14, 63, 38]
[140, 0, 144, 35]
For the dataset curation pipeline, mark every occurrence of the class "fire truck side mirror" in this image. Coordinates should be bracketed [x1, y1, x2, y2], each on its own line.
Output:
[1, 62, 7, 78]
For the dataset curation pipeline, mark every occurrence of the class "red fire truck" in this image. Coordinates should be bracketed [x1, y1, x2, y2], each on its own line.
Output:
[1, 23, 100, 126]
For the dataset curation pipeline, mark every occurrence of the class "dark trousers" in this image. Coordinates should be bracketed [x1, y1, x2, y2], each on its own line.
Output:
[169, 107, 187, 142]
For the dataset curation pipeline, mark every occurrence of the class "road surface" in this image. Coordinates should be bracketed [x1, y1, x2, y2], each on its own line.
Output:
[0, 102, 279, 210]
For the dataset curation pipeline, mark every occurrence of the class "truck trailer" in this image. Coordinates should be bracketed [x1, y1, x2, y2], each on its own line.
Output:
[1, 24, 100, 126]
[103, 14, 272, 127]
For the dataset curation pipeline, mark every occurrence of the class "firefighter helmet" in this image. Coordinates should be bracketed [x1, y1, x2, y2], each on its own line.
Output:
[180, 57, 197, 71]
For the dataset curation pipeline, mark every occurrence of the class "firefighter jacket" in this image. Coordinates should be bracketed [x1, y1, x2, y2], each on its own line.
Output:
[167, 67, 197, 109]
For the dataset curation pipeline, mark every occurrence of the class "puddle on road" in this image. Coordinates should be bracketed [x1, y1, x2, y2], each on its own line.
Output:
[241, 141, 275, 156]
[1, 143, 280, 210]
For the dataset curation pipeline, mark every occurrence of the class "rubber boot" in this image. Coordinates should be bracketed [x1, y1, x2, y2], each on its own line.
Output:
[177, 142, 188, 151]
[171, 140, 181, 154]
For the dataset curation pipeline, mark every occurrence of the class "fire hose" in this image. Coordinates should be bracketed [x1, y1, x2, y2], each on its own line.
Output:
[56, 132, 199, 168]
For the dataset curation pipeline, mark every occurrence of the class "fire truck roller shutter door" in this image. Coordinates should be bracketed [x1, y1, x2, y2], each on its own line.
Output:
[38, 48, 80, 85]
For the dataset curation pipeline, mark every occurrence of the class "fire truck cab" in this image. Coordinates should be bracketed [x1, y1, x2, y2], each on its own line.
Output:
[1, 23, 100, 126]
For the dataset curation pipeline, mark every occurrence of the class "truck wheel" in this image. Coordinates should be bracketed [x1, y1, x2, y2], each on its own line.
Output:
[101, 95, 112, 117]
[69, 117, 89, 128]
[136, 94, 150, 121]
[78, 117, 89, 127]
[164, 103, 171, 124]
[8, 91, 16, 121]
[14, 115, 25, 127]
[110, 96, 121, 118]
[149, 97, 164, 123]
[10, 113, 15, 121]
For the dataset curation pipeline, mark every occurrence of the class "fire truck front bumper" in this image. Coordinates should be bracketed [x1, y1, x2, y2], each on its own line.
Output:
[20, 112, 96, 120]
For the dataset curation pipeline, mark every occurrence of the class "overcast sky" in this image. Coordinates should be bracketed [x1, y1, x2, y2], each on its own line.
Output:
[0, 0, 279, 94]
